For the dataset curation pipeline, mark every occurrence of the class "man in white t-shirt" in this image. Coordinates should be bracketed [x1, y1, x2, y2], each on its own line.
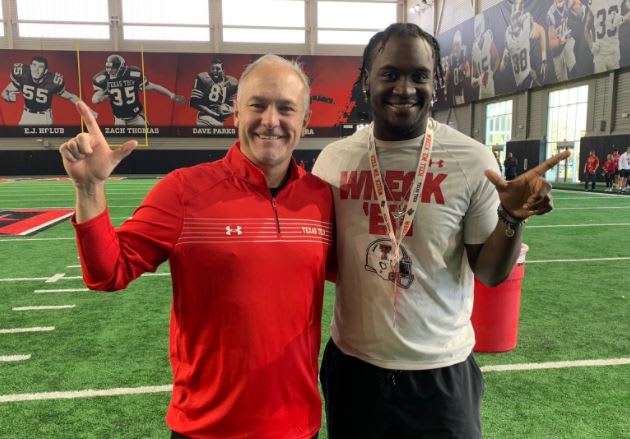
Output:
[313, 23, 569, 438]
[618, 146, 630, 192]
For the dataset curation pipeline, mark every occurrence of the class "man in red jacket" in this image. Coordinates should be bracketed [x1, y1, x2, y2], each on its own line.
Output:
[584, 150, 600, 191]
[59, 55, 333, 439]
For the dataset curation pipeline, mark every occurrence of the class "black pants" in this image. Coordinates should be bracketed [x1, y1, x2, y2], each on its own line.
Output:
[320, 339, 483, 439]
[584, 173, 597, 190]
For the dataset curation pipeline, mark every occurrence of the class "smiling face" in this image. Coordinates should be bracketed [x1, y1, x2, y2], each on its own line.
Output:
[364, 35, 435, 141]
[234, 62, 310, 173]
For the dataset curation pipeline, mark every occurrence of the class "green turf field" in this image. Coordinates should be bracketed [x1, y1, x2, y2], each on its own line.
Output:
[1, 179, 629, 438]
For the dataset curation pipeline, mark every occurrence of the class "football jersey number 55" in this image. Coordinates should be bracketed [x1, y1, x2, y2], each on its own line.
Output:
[22, 85, 50, 103]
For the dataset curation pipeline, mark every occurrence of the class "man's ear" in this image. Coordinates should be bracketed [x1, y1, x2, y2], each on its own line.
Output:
[233, 99, 239, 127]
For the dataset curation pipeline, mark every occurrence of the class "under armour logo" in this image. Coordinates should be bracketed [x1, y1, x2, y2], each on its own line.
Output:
[225, 226, 243, 236]
[429, 159, 444, 168]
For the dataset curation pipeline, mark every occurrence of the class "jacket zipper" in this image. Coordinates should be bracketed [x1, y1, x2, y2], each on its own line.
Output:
[272, 197, 281, 234]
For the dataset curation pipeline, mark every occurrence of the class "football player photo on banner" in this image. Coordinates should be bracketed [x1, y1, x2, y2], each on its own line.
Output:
[0, 50, 84, 137]
[434, 0, 630, 111]
[0, 49, 364, 138]
[171, 53, 251, 137]
[80, 51, 184, 137]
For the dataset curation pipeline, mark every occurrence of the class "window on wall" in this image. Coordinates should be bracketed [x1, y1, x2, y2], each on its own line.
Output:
[222, 0, 305, 43]
[546, 85, 588, 183]
[485, 100, 513, 166]
[0, 1, 4, 37]
[122, 0, 210, 42]
[16, 0, 109, 39]
[317, 1, 397, 45]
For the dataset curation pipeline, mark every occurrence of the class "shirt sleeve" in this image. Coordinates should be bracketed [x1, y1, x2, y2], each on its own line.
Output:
[463, 149, 500, 245]
[73, 172, 185, 291]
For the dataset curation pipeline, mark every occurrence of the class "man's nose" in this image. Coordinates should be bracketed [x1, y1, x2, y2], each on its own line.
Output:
[393, 77, 415, 96]
[261, 105, 280, 128]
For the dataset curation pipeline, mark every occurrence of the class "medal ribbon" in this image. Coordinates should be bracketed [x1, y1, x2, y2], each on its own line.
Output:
[367, 119, 436, 326]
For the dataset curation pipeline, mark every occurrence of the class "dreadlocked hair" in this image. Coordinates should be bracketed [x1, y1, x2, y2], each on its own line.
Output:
[356, 23, 444, 92]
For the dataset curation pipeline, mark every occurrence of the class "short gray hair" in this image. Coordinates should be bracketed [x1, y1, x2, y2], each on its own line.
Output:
[237, 54, 311, 114]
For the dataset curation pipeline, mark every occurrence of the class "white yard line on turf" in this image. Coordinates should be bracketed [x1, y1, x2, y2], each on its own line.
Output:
[527, 223, 630, 228]
[46, 273, 66, 283]
[481, 358, 630, 372]
[0, 273, 170, 283]
[34, 288, 89, 293]
[0, 191, 148, 194]
[555, 206, 630, 210]
[0, 327, 54, 334]
[3, 357, 630, 403]
[0, 237, 75, 242]
[527, 257, 630, 263]
[0, 277, 50, 282]
[0, 355, 31, 362]
[1, 205, 138, 209]
[12, 305, 76, 311]
[0, 273, 77, 283]
[0, 199, 143, 204]
[0, 385, 172, 403]
[553, 193, 627, 199]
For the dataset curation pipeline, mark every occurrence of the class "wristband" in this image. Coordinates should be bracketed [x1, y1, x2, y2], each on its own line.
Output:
[498, 204, 524, 237]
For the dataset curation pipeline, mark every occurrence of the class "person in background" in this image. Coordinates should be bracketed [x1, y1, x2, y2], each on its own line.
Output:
[612, 147, 621, 189]
[504, 151, 518, 180]
[584, 149, 599, 191]
[313, 22, 569, 439]
[60, 54, 333, 439]
[618, 146, 630, 193]
[602, 153, 616, 192]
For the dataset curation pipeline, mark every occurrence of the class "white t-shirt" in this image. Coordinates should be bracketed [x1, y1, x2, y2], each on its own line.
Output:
[313, 120, 500, 370]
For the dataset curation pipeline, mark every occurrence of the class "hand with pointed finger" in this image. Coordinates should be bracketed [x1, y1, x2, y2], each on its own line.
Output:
[59, 100, 137, 188]
[484, 150, 571, 219]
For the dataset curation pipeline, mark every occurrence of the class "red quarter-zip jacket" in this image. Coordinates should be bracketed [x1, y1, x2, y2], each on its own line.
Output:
[73, 142, 334, 438]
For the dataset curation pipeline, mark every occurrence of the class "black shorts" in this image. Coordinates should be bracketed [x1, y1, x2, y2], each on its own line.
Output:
[621, 169, 630, 178]
[320, 339, 483, 439]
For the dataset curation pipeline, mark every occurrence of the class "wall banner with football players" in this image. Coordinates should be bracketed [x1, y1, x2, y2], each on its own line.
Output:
[435, 0, 630, 111]
[0, 49, 364, 138]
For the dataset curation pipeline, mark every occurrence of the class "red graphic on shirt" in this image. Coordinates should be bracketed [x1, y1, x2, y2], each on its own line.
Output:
[340, 169, 447, 236]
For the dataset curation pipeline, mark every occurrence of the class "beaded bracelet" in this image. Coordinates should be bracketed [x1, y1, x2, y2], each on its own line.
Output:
[497, 204, 524, 237]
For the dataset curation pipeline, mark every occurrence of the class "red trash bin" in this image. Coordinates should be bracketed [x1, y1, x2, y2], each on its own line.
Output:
[471, 243, 529, 353]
